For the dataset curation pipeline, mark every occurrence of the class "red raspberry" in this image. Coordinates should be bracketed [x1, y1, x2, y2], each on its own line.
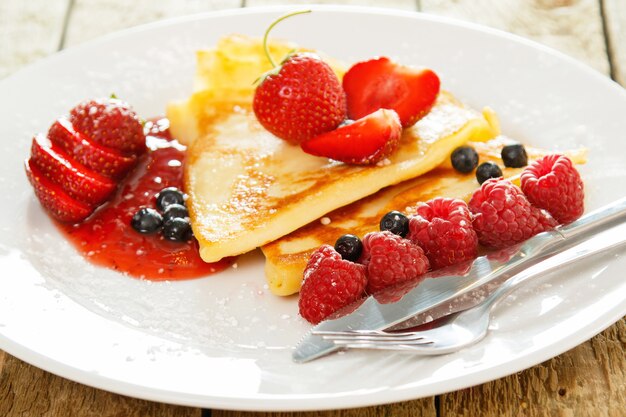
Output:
[298, 245, 367, 324]
[469, 178, 557, 248]
[69, 98, 146, 155]
[520, 154, 584, 224]
[360, 231, 430, 294]
[407, 198, 478, 269]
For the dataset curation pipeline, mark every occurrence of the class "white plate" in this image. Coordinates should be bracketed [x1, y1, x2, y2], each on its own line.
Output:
[0, 5, 625, 412]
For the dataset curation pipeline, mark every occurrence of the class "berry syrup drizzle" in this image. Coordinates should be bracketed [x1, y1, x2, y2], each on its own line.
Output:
[60, 118, 233, 280]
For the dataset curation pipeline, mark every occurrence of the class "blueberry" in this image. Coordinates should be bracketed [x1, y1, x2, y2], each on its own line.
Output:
[163, 203, 189, 223]
[379, 211, 409, 237]
[156, 187, 185, 212]
[501, 144, 528, 168]
[162, 218, 193, 242]
[476, 161, 503, 184]
[451, 146, 479, 173]
[334, 234, 363, 262]
[131, 208, 163, 234]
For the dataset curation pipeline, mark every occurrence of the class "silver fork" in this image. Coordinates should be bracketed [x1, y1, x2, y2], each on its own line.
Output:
[313, 224, 626, 355]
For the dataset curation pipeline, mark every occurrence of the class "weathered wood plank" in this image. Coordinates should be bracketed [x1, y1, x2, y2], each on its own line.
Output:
[421, 0, 609, 74]
[603, 0, 626, 85]
[0, 0, 70, 79]
[214, 398, 437, 417]
[245, 0, 418, 11]
[63, 0, 243, 47]
[0, 354, 202, 417]
[440, 318, 626, 417]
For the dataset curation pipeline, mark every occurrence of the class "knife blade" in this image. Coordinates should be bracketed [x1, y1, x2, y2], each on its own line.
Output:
[293, 197, 626, 363]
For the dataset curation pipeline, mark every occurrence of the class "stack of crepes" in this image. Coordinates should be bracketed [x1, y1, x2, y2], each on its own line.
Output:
[167, 35, 583, 296]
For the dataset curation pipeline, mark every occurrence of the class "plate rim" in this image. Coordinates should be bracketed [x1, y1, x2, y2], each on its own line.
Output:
[1, 4, 625, 412]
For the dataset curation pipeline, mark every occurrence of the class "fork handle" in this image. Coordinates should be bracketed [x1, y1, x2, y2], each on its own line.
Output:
[485, 223, 626, 313]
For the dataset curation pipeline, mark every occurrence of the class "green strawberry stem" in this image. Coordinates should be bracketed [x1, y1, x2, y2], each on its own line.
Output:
[262, 9, 311, 68]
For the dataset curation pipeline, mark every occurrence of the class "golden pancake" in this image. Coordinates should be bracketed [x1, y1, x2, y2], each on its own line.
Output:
[167, 35, 500, 264]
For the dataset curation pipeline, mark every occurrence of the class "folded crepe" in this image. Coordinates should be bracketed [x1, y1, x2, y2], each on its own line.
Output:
[167, 35, 499, 268]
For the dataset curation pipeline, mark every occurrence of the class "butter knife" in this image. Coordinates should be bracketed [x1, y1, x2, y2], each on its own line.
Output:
[293, 197, 626, 363]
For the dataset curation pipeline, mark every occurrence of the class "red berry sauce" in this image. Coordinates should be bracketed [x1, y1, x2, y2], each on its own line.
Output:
[59, 118, 233, 280]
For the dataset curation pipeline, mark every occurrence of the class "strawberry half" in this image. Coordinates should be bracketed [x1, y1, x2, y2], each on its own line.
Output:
[253, 52, 347, 144]
[301, 108, 402, 165]
[342, 57, 440, 128]
[25, 160, 92, 223]
[30, 134, 117, 206]
[48, 118, 137, 179]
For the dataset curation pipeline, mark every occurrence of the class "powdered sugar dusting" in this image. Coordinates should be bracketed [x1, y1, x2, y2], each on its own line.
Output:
[22, 219, 305, 354]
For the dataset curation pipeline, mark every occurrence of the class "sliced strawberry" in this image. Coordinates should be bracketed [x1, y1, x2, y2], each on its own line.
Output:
[25, 159, 93, 223]
[342, 57, 440, 128]
[30, 134, 117, 206]
[48, 118, 137, 179]
[301, 109, 402, 165]
[69, 98, 146, 154]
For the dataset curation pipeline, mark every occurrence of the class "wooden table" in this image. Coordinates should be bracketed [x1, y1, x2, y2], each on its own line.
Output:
[1, 1, 625, 416]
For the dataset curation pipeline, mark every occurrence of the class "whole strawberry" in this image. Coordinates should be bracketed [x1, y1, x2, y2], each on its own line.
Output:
[253, 52, 346, 145]
[298, 245, 367, 324]
[520, 154, 584, 224]
[408, 198, 478, 269]
[469, 178, 557, 248]
[360, 231, 430, 294]
[69, 98, 145, 155]
[252, 11, 346, 144]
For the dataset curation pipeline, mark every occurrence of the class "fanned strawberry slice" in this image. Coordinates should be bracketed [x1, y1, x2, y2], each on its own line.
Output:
[342, 57, 440, 128]
[300, 109, 402, 165]
[30, 134, 117, 206]
[25, 160, 92, 223]
[69, 98, 146, 154]
[48, 118, 137, 179]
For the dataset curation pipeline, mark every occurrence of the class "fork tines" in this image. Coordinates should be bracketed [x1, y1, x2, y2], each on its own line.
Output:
[312, 330, 432, 346]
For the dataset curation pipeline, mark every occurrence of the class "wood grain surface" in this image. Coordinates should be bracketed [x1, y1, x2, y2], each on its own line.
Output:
[604, 0, 626, 84]
[1, 1, 624, 416]
[0, 0, 70, 78]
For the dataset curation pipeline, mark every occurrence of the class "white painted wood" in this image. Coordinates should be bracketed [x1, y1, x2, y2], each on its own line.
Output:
[0, 0, 70, 79]
[64, 0, 243, 47]
[421, 0, 609, 75]
[245, 0, 417, 11]
[603, 0, 626, 85]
